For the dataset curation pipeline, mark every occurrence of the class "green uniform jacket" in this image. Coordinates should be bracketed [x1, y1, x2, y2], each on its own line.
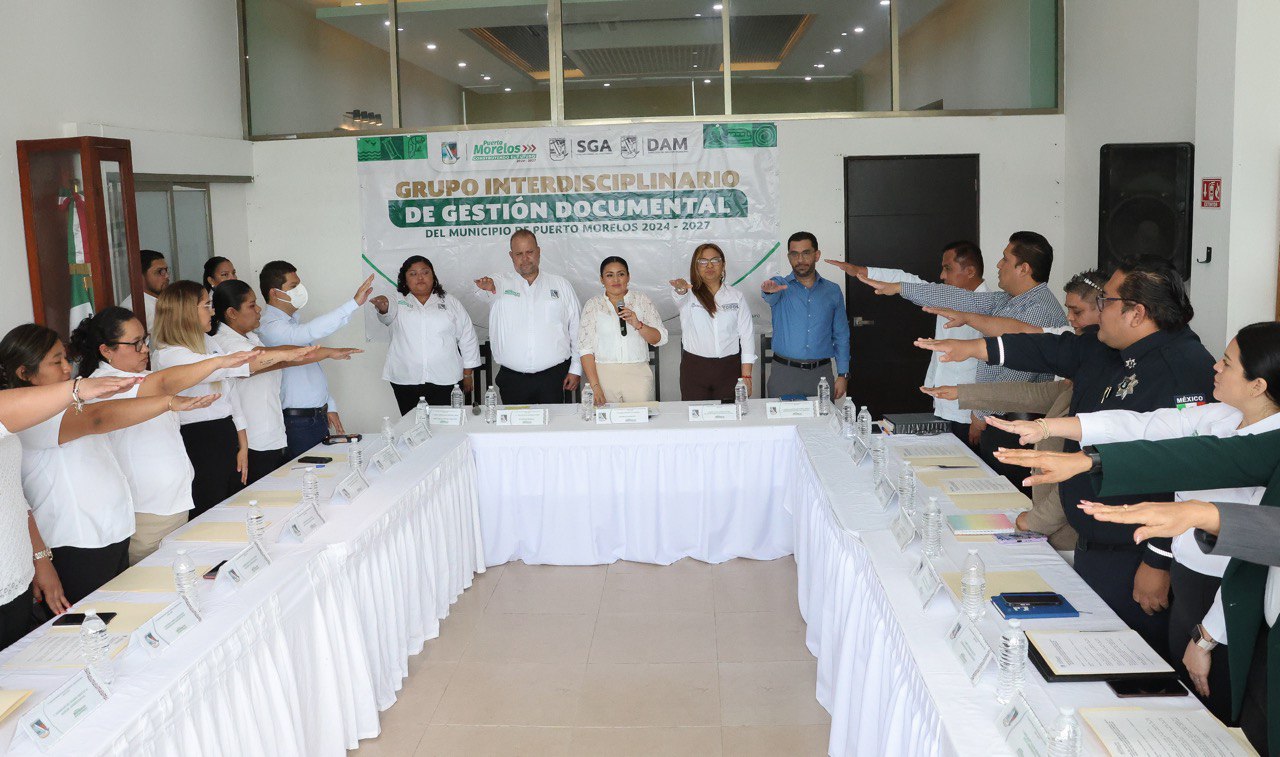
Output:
[1095, 430, 1280, 753]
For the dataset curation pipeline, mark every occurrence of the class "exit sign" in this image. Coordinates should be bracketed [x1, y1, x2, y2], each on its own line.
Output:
[1201, 177, 1222, 208]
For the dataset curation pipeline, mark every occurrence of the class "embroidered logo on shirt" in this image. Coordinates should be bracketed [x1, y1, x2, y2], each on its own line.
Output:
[1176, 394, 1206, 409]
[438, 301, 447, 310]
[720, 303, 740, 311]
[550, 289, 560, 299]
[503, 289, 520, 297]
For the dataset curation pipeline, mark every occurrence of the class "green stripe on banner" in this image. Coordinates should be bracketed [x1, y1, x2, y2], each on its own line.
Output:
[703, 123, 778, 149]
[361, 254, 397, 286]
[732, 242, 780, 286]
[357, 135, 430, 162]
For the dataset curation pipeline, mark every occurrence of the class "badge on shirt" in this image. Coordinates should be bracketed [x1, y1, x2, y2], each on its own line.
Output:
[1116, 374, 1139, 400]
[1176, 394, 1207, 409]
[438, 302, 447, 310]
[550, 289, 560, 299]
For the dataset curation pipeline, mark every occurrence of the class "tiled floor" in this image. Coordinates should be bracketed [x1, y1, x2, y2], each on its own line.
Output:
[349, 556, 830, 756]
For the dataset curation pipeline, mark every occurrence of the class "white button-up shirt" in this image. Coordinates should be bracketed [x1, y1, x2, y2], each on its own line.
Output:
[578, 291, 668, 364]
[477, 272, 581, 375]
[1079, 403, 1280, 642]
[257, 301, 358, 411]
[88, 364, 195, 517]
[377, 292, 481, 385]
[673, 284, 756, 363]
[18, 411, 134, 549]
[122, 291, 158, 330]
[868, 267, 988, 423]
[211, 328, 288, 452]
[151, 336, 249, 430]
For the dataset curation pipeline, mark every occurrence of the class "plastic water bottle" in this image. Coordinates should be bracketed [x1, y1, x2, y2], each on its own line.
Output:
[1047, 707, 1083, 756]
[857, 405, 873, 442]
[173, 549, 200, 614]
[996, 619, 1028, 704]
[302, 467, 320, 506]
[734, 378, 749, 418]
[580, 383, 595, 421]
[961, 549, 987, 620]
[414, 396, 429, 426]
[381, 415, 397, 447]
[484, 385, 498, 423]
[450, 383, 464, 409]
[898, 461, 917, 515]
[841, 400, 857, 439]
[349, 443, 364, 472]
[817, 376, 831, 415]
[870, 435, 887, 481]
[247, 500, 266, 548]
[80, 610, 113, 685]
[922, 496, 943, 558]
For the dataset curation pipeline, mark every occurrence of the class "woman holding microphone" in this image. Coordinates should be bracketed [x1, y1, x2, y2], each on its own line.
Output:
[371, 255, 480, 414]
[578, 256, 667, 404]
[670, 243, 755, 401]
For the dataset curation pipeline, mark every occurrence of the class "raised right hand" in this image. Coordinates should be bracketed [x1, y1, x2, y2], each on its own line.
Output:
[824, 260, 868, 279]
[77, 375, 144, 400]
[475, 276, 497, 294]
[325, 347, 363, 361]
[760, 278, 787, 294]
[922, 306, 970, 329]
[993, 448, 1091, 487]
[669, 278, 691, 293]
[371, 295, 390, 314]
[919, 385, 959, 401]
[353, 274, 376, 305]
[223, 350, 260, 369]
[986, 415, 1047, 445]
[172, 393, 221, 412]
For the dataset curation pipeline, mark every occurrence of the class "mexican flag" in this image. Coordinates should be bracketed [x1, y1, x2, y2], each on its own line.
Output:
[58, 187, 94, 327]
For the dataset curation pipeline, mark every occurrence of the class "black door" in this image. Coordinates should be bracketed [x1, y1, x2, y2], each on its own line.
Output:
[844, 155, 979, 417]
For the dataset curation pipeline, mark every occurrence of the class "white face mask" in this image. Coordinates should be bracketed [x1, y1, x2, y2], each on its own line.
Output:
[278, 283, 309, 310]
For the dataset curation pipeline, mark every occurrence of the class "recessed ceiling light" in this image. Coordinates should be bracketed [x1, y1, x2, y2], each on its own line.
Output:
[694, 12, 701, 16]
[504, 87, 512, 92]
[603, 82, 611, 87]
[482, 74, 491, 81]
[880, 0, 890, 5]
[426, 42, 437, 50]
[841, 32, 847, 36]
[396, 27, 403, 31]
[354, 2, 362, 5]
[383, 20, 390, 26]
[804, 76, 812, 81]
[457, 61, 467, 68]
[702, 78, 709, 83]
[833, 48, 842, 53]
[713, 3, 723, 9]
[854, 26, 865, 33]
[814, 63, 825, 68]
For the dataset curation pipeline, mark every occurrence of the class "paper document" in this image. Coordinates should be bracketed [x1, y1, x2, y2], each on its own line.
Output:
[0, 690, 32, 723]
[940, 569, 1053, 602]
[946, 477, 1018, 496]
[1080, 708, 1257, 757]
[1026, 630, 1173, 677]
[99, 565, 211, 593]
[227, 490, 300, 507]
[174, 521, 263, 543]
[4, 632, 128, 669]
[917, 468, 985, 488]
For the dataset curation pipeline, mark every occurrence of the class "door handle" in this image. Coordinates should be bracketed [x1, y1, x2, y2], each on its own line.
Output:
[850, 317, 876, 327]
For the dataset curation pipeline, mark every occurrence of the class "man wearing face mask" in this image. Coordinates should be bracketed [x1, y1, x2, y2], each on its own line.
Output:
[257, 260, 375, 456]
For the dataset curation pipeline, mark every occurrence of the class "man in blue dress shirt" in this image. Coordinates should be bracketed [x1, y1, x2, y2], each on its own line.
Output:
[760, 231, 851, 399]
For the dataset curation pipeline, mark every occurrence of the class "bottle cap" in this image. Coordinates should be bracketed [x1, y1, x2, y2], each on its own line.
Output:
[1060, 706, 1075, 716]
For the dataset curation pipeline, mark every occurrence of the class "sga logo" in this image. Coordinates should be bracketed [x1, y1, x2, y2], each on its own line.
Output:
[575, 138, 614, 155]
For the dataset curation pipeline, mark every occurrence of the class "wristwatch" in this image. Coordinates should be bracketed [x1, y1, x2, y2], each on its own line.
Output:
[1082, 445, 1103, 475]
[33, 549, 53, 562]
[1192, 624, 1218, 651]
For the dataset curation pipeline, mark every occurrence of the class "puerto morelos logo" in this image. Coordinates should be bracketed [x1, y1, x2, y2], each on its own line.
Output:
[620, 134, 639, 159]
[549, 137, 568, 161]
[472, 139, 537, 163]
[440, 141, 459, 165]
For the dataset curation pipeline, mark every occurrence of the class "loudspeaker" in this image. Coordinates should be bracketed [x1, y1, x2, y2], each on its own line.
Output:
[1098, 142, 1195, 280]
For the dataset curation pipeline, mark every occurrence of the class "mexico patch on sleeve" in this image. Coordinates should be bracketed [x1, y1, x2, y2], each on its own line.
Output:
[1175, 394, 1206, 409]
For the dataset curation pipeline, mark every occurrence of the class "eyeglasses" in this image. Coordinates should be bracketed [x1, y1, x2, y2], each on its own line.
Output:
[1094, 295, 1131, 312]
[695, 257, 724, 267]
[107, 336, 149, 353]
[786, 250, 817, 259]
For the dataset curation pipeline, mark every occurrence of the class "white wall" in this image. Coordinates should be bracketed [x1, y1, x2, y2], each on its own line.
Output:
[0, 1, 249, 330]
[246, 115, 1065, 431]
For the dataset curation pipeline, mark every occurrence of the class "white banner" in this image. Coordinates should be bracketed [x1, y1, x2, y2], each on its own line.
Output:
[356, 123, 780, 341]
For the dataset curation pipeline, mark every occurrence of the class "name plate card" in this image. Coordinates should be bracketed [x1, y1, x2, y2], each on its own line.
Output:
[688, 404, 740, 422]
[764, 400, 817, 419]
[403, 422, 432, 449]
[910, 555, 943, 608]
[946, 613, 995, 685]
[334, 469, 369, 501]
[369, 444, 402, 473]
[132, 598, 201, 656]
[891, 509, 918, 551]
[496, 408, 549, 426]
[595, 407, 650, 424]
[216, 542, 271, 590]
[875, 475, 899, 509]
[995, 695, 1050, 757]
[850, 435, 869, 465]
[428, 407, 464, 426]
[279, 502, 325, 543]
[21, 670, 108, 752]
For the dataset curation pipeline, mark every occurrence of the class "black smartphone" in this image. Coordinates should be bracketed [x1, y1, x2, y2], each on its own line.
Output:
[1106, 676, 1188, 698]
[298, 455, 332, 465]
[53, 612, 118, 627]
[1001, 592, 1064, 607]
[203, 559, 228, 580]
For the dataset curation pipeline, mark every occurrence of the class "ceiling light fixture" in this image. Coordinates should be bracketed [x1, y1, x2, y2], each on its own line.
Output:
[713, 3, 723, 9]
[880, 0, 890, 5]
[854, 26, 865, 33]
[482, 74, 491, 81]
[841, 32, 848, 36]
[396, 27, 403, 31]
[694, 12, 702, 17]
[692, 64, 699, 68]
[832, 48, 842, 53]
[704, 78, 711, 83]
[504, 87, 512, 92]
[603, 82, 611, 87]
[383, 19, 390, 26]
[426, 42, 437, 50]
[805, 76, 812, 81]
[457, 61, 467, 68]
[814, 63, 825, 68]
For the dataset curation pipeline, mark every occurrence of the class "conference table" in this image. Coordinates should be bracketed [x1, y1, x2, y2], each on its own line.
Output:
[0, 400, 1223, 756]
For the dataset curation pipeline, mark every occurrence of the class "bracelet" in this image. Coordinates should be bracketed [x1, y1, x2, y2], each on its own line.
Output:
[1034, 418, 1051, 443]
[675, 288, 688, 295]
[70, 377, 85, 414]
[33, 549, 53, 562]
[167, 396, 176, 412]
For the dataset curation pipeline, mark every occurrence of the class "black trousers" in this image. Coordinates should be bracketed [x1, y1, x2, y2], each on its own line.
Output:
[980, 423, 1033, 495]
[1168, 562, 1234, 722]
[180, 416, 243, 518]
[50, 538, 130, 607]
[246, 447, 290, 486]
[1240, 623, 1269, 755]
[0, 586, 33, 652]
[494, 360, 572, 405]
[1074, 545, 1171, 660]
[680, 351, 741, 402]
[390, 381, 455, 416]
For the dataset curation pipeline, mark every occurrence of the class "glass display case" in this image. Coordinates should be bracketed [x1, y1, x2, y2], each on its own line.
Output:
[16, 136, 143, 336]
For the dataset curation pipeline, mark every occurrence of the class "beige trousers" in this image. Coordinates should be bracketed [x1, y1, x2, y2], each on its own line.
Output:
[129, 512, 190, 565]
[595, 361, 655, 403]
